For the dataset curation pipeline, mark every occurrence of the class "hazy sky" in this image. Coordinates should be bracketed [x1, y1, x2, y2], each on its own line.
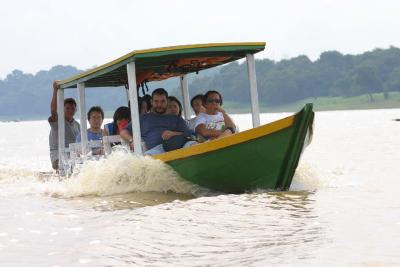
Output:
[1, 0, 399, 78]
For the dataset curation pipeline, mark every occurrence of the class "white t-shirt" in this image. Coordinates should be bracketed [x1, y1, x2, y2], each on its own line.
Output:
[194, 112, 225, 132]
[187, 117, 197, 131]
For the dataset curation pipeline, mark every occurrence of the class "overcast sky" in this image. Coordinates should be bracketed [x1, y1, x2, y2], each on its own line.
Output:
[1, 0, 399, 78]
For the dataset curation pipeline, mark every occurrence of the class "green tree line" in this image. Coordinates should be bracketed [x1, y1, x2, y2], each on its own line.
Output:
[1, 46, 400, 119]
[182, 46, 400, 106]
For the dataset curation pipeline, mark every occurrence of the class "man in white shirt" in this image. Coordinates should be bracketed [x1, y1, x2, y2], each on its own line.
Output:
[194, 90, 236, 140]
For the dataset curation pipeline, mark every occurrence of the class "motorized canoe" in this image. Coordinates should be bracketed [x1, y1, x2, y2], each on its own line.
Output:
[56, 42, 314, 193]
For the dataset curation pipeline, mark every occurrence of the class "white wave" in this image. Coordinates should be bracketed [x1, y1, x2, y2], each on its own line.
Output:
[0, 153, 333, 198]
[0, 151, 197, 197]
[41, 151, 197, 197]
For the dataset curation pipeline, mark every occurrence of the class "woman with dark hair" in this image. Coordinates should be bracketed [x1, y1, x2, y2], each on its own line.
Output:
[194, 90, 236, 140]
[103, 106, 131, 136]
[167, 96, 183, 117]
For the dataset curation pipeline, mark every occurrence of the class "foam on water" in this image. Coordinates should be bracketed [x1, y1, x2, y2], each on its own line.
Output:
[290, 163, 330, 191]
[0, 159, 325, 199]
[0, 151, 198, 197]
[49, 151, 197, 197]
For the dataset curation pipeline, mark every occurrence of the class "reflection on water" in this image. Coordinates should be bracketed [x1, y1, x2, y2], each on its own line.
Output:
[0, 191, 325, 266]
[73, 192, 194, 211]
[71, 191, 324, 266]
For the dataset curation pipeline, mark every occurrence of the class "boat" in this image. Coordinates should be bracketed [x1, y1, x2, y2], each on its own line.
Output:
[56, 42, 314, 193]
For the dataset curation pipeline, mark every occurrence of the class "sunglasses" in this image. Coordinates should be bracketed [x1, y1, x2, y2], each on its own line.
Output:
[206, 99, 221, 104]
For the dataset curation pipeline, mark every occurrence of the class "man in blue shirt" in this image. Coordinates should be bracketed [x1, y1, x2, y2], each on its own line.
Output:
[120, 88, 190, 155]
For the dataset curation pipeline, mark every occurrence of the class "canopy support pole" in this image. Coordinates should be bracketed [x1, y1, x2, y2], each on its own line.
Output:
[57, 89, 65, 171]
[77, 83, 88, 156]
[127, 61, 143, 155]
[246, 53, 260, 127]
[180, 74, 191, 120]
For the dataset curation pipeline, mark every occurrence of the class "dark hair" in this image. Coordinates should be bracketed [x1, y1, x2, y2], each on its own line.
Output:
[203, 90, 223, 106]
[138, 97, 148, 114]
[190, 94, 203, 107]
[87, 106, 104, 120]
[143, 94, 152, 111]
[64, 98, 76, 107]
[152, 88, 168, 98]
[168, 96, 182, 117]
[112, 106, 131, 134]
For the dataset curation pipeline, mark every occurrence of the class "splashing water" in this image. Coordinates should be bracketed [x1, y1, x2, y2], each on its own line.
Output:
[45, 151, 198, 197]
[0, 151, 198, 198]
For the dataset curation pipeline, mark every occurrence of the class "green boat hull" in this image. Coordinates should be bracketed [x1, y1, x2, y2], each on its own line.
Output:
[156, 104, 314, 193]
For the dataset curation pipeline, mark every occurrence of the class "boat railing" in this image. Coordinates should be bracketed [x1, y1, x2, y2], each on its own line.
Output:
[58, 136, 132, 176]
[102, 135, 130, 155]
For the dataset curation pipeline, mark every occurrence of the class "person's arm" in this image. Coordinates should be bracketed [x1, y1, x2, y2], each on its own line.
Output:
[195, 124, 223, 138]
[161, 130, 183, 140]
[217, 106, 236, 132]
[103, 127, 109, 136]
[161, 117, 189, 141]
[49, 81, 59, 122]
[193, 114, 223, 138]
[120, 129, 133, 143]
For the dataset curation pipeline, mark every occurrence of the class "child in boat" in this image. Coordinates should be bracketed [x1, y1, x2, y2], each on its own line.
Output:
[103, 106, 131, 136]
[188, 94, 206, 130]
[194, 90, 236, 140]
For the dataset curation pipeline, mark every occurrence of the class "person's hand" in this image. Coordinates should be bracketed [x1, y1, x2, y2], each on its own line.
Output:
[53, 80, 60, 91]
[216, 105, 226, 114]
[199, 105, 206, 114]
[220, 129, 233, 138]
[162, 130, 176, 141]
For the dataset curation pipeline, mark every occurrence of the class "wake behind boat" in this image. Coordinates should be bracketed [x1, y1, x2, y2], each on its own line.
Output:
[55, 42, 314, 193]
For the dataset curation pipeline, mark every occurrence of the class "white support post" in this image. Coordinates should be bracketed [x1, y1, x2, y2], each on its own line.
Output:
[127, 61, 143, 155]
[180, 74, 191, 120]
[77, 83, 88, 156]
[246, 53, 260, 127]
[57, 89, 65, 169]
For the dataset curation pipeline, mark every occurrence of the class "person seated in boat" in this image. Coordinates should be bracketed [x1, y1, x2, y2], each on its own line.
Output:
[76, 106, 104, 143]
[103, 106, 131, 136]
[76, 106, 104, 155]
[48, 81, 80, 170]
[142, 94, 152, 113]
[120, 88, 191, 155]
[194, 90, 236, 140]
[188, 94, 206, 130]
[167, 96, 183, 117]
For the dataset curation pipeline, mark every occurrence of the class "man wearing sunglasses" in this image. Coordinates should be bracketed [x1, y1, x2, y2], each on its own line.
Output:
[194, 90, 236, 140]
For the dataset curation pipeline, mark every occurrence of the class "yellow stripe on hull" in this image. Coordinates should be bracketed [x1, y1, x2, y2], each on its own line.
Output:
[153, 115, 294, 163]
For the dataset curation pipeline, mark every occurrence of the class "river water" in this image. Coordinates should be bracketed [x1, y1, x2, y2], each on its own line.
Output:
[0, 109, 399, 266]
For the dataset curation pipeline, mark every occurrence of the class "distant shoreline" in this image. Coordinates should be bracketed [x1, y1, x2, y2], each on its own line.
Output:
[2, 92, 399, 122]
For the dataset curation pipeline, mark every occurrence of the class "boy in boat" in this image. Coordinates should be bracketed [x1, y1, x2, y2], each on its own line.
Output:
[48, 81, 80, 170]
[194, 90, 236, 140]
[188, 94, 206, 130]
[120, 88, 191, 155]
